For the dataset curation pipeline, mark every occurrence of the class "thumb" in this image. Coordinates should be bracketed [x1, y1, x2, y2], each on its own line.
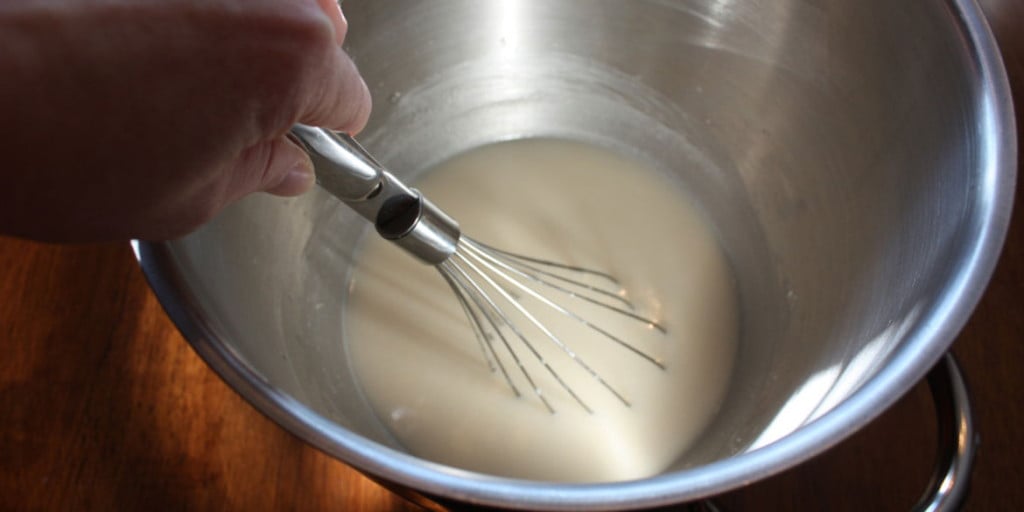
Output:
[230, 135, 316, 200]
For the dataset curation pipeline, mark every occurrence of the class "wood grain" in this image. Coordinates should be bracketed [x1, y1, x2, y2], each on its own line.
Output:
[0, 241, 417, 511]
[2, 3, 1022, 511]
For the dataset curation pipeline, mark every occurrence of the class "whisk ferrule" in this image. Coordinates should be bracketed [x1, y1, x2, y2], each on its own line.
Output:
[289, 125, 461, 264]
[376, 187, 461, 265]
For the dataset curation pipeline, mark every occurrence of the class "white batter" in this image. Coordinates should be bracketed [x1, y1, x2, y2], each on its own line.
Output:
[344, 139, 737, 482]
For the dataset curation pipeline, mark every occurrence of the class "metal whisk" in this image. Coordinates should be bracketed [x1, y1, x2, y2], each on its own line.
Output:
[290, 125, 667, 413]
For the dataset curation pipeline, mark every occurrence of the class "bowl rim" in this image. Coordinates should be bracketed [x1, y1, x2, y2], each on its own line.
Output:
[134, 1, 1017, 509]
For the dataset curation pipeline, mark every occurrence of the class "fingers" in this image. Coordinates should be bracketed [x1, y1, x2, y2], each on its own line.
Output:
[227, 1, 370, 202]
[204, 1, 370, 228]
[316, 0, 348, 45]
[261, 136, 317, 197]
[207, 0, 369, 228]
[129, 134, 314, 241]
[227, 135, 316, 203]
[292, 1, 371, 134]
[301, 44, 372, 134]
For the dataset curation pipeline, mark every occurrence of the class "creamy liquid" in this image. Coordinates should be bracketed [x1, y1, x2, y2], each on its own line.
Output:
[344, 139, 737, 482]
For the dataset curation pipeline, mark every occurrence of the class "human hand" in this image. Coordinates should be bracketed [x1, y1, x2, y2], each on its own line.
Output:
[0, 0, 371, 241]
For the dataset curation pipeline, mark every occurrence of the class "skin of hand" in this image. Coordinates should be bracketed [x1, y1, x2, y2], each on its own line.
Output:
[0, 0, 371, 241]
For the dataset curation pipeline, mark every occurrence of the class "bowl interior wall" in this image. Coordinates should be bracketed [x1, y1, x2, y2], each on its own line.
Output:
[167, 0, 989, 474]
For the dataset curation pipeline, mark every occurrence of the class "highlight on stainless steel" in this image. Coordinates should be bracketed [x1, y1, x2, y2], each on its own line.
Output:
[288, 124, 382, 201]
[913, 354, 978, 512]
[289, 125, 667, 413]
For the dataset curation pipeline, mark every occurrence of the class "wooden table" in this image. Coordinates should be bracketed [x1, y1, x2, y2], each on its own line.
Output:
[2, 3, 1022, 510]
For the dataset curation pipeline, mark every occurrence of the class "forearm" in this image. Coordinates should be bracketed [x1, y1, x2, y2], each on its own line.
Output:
[0, 0, 369, 241]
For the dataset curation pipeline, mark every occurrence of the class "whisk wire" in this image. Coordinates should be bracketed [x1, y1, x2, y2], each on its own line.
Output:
[443, 258, 564, 413]
[461, 240, 666, 370]
[467, 240, 635, 311]
[450, 239, 651, 411]
[469, 240, 621, 283]
[450, 252, 599, 411]
[464, 240, 669, 335]
[439, 272, 506, 378]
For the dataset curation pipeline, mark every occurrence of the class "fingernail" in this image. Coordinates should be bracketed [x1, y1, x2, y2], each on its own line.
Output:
[266, 156, 315, 197]
[332, 1, 348, 45]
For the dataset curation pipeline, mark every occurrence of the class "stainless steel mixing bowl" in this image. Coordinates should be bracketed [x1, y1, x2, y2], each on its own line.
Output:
[136, 0, 1015, 509]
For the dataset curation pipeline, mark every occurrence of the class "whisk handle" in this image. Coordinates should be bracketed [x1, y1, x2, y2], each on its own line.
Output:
[288, 124, 383, 200]
[288, 125, 461, 265]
